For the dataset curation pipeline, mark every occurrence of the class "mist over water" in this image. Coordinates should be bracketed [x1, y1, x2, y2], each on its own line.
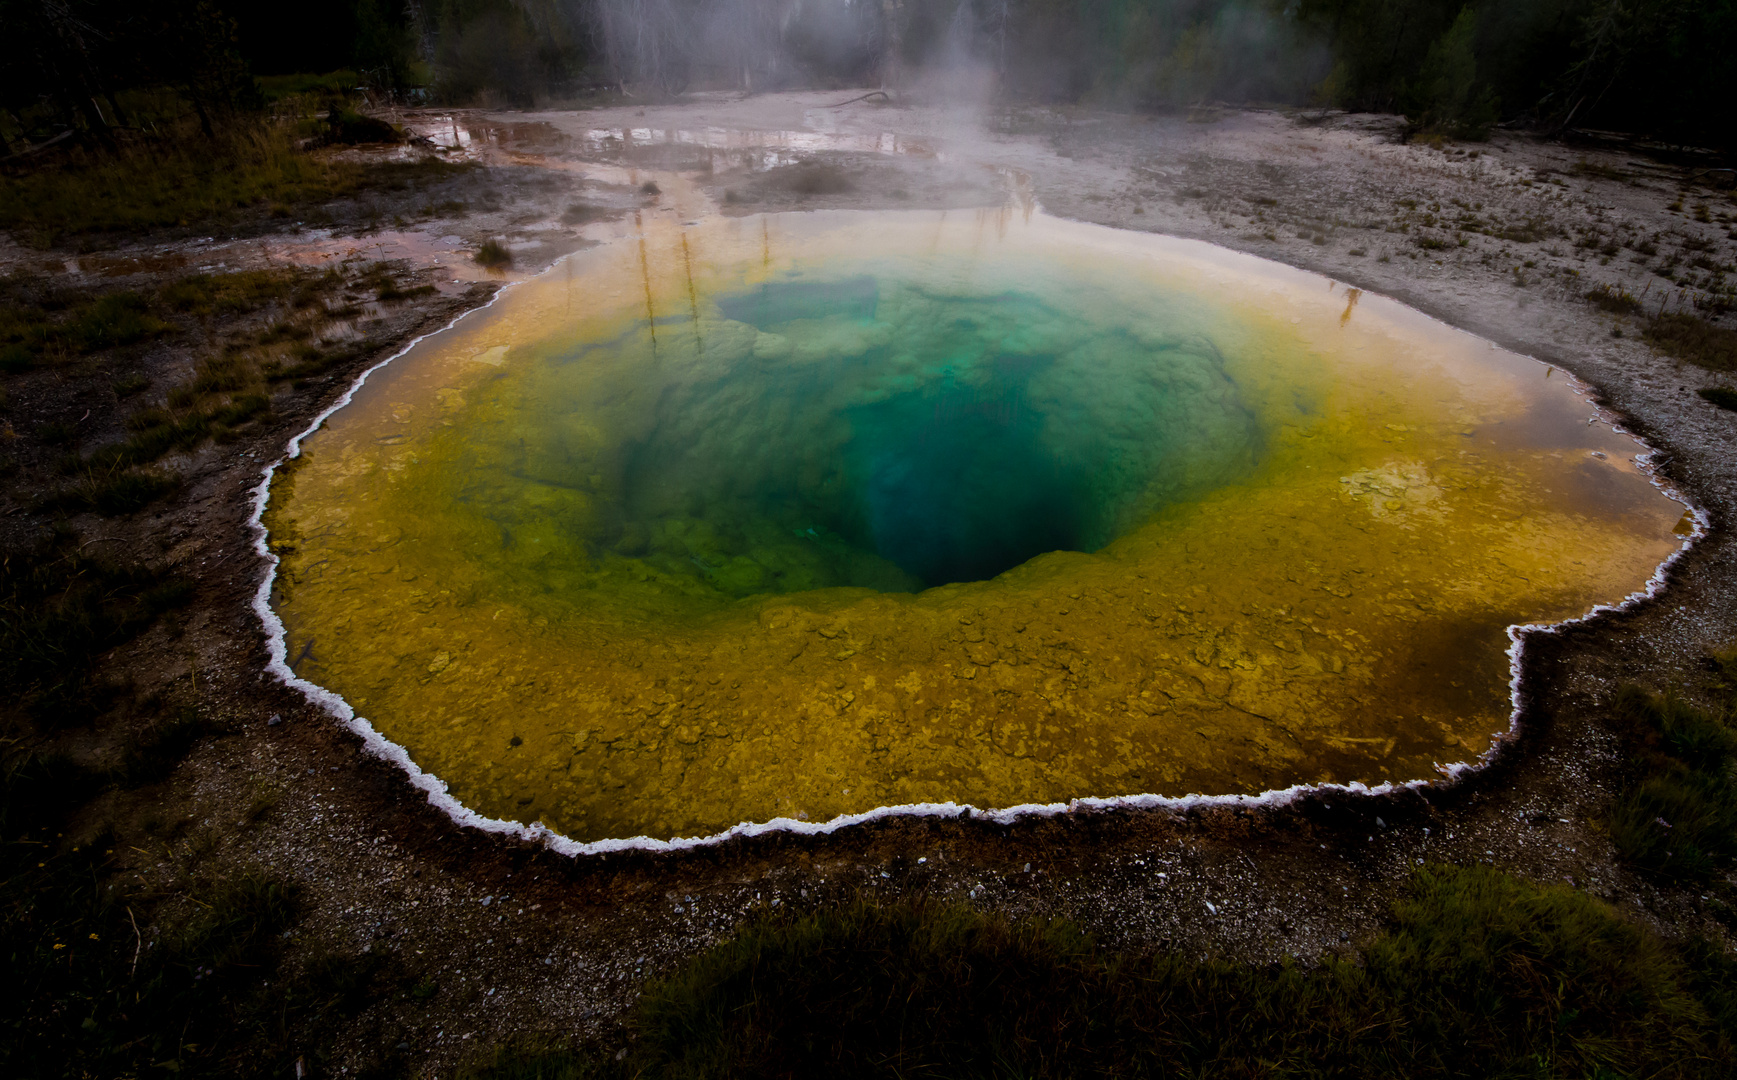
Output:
[393, 2, 1732, 149]
[580, 0, 1323, 108]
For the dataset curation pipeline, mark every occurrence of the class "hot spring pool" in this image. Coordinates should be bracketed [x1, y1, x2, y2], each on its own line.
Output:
[262, 207, 1691, 843]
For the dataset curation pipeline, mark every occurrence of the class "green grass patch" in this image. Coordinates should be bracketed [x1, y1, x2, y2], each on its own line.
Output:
[1700, 386, 1737, 411]
[266, 340, 372, 384]
[3, 266, 391, 474]
[159, 269, 299, 316]
[0, 745, 409, 1078]
[0, 285, 171, 369]
[0, 824, 301, 1080]
[111, 373, 150, 397]
[111, 707, 219, 787]
[1609, 682, 1737, 884]
[468, 867, 1736, 1079]
[255, 71, 363, 101]
[63, 292, 171, 351]
[1648, 312, 1737, 373]
[90, 392, 273, 469]
[0, 539, 191, 725]
[0, 268, 316, 377]
[0, 124, 465, 248]
[47, 466, 181, 515]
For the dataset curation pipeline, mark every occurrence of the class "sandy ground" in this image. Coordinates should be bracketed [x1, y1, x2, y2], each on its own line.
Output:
[15, 92, 1737, 1074]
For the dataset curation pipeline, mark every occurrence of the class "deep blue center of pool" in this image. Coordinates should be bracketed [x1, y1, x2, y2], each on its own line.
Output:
[502, 271, 1266, 597]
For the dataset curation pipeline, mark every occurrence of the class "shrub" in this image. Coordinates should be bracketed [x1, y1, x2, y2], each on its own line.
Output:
[1587, 284, 1642, 316]
[469, 868, 1735, 1078]
[1401, 8, 1499, 140]
[322, 108, 403, 146]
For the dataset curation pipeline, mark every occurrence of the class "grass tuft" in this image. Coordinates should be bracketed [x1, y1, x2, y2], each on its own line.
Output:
[0, 539, 192, 725]
[113, 707, 217, 787]
[1587, 283, 1643, 315]
[475, 239, 513, 268]
[1609, 684, 1737, 883]
[43, 465, 180, 515]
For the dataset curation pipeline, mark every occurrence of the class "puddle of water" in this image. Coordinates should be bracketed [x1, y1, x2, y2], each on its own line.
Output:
[263, 207, 1688, 844]
[399, 114, 574, 157]
[575, 126, 937, 171]
[402, 110, 936, 174]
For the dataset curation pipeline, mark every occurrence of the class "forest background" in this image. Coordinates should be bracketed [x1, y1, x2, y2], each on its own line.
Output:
[0, 0, 1732, 153]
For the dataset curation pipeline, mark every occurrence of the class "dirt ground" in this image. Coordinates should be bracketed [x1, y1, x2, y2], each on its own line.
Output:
[9, 92, 1737, 1075]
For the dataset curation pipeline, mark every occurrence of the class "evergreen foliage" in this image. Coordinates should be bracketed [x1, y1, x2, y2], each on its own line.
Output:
[3, 2, 1732, 146]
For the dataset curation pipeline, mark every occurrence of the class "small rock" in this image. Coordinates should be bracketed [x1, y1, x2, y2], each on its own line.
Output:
[267, 713, 281, 726]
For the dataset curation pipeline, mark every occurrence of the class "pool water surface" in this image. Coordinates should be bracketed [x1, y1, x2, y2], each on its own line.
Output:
[263, 206, 1690, 843]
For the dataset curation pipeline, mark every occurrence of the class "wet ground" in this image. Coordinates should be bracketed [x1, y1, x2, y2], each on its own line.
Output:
[10, 92, 1737, 1074]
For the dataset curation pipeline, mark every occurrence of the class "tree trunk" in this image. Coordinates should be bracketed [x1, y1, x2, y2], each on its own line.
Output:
[880, 0, 904, 96]
[191, 95, 215, 140]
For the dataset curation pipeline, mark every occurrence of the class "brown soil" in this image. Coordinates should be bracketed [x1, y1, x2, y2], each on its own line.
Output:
[6, 94, 1736, 1075]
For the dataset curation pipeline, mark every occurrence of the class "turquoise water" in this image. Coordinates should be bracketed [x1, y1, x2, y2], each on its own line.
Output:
[451, 264, 1267, 599]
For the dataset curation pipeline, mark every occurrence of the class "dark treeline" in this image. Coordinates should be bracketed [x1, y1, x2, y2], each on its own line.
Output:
[993, 0, 1735, 148]
[0, 0, 253, 148]
[1, 0, 1732, 151]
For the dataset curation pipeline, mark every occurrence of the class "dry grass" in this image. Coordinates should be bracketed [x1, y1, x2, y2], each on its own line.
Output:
[0, 122, 465, 249]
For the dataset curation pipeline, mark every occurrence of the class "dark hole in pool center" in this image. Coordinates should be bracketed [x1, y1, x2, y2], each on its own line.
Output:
[557, 275, 1267, 596]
